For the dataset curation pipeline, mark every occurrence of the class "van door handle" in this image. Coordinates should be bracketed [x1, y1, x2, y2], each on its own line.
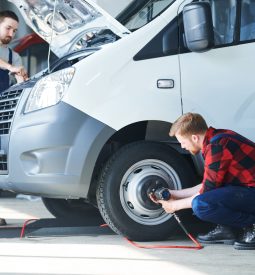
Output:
[157, 79, 174, 89]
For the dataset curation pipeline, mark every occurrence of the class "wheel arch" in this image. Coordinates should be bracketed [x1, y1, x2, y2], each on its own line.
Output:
[87, 120, 203, 202]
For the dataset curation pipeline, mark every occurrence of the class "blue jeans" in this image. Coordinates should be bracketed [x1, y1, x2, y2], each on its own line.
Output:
[192, 186, 255, 228]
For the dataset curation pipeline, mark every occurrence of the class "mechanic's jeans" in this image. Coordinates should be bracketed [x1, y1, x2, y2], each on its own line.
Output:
[192, 186, 255, 228]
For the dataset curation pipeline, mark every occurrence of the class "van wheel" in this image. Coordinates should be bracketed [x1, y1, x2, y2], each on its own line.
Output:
[42, 198, 102, 220]
[96, 141, 197, 241]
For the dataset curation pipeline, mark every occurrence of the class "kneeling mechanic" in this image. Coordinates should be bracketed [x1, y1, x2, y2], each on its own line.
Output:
[155, 112, 255, 250]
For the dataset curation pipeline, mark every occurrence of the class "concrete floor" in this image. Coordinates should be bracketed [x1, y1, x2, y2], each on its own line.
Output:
[0, 197, 254, 275]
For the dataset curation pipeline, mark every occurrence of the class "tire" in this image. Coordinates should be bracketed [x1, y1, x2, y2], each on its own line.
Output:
[42, 198, 102, 220]
[96, 141, 197, 241]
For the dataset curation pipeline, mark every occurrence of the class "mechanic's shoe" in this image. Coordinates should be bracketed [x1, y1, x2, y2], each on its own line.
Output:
[197, 224, 236, 244]
[0, 218, 7, 226]
[234, 225, 255, 250]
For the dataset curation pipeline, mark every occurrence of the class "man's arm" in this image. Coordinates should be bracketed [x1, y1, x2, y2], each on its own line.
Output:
[0, 58, 13, 71]
[170, 183, 202, 199]
[160, 193, 199, 213]
[0, 58, 27, 79]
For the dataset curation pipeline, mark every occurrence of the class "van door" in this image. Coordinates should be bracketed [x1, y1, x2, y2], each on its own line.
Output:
[179, 0, 255, 141]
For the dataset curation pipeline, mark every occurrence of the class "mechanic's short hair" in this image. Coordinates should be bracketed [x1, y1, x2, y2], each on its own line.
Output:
[0, 10, 19, 24]
[169, 113, 208, 137]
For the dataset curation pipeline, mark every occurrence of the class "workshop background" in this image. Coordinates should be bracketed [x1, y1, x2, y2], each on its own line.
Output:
[0, 0, 132, 75]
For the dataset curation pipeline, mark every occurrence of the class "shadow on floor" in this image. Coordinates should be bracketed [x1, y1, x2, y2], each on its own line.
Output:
[0, 211, 213, 240]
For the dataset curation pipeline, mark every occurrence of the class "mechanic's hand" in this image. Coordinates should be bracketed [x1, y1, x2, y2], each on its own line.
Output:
[149, 193, 176, 213]
[9, 65, 28, 78]
[15, 73, 29, 83]
[149, 193, 160, 204]
[159, 199, 177, 214]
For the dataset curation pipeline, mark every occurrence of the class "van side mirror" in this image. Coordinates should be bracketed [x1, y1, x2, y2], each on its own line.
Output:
[183, 2, 214, 53]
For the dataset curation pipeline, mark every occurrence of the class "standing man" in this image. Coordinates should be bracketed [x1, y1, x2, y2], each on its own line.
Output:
[0, 10, 28, 225]
[0, 10, 28, 93]
[151, 113, 255, 250]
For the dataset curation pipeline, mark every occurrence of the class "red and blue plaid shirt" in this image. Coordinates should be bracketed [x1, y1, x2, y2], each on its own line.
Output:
[200, 127, 255, 194]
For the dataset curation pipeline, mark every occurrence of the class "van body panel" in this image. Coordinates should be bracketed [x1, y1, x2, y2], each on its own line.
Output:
[180, 39, 255, 141]
[62, 7, 182, 130]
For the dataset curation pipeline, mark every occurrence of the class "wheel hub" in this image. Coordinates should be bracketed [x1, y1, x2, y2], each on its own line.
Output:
[136, 175, 168, 210]
[120, 159, 182, 225]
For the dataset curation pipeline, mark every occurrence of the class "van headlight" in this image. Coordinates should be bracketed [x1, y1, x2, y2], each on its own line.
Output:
[24, 68, 75, 113]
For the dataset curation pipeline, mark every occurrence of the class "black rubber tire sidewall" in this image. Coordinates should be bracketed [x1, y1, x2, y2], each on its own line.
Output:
[97, 141, 197, 241]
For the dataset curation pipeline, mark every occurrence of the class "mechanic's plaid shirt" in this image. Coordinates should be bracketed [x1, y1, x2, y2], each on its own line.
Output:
[200, 127, 255, 193]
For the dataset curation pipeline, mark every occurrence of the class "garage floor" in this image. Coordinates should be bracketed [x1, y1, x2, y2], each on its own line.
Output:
[0, 197, 254, 275]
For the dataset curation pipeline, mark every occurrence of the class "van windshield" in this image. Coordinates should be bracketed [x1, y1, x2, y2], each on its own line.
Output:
[117, 0, 175, 31]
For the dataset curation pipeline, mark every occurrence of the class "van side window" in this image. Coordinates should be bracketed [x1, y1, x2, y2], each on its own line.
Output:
[210, 0, 237, 45]
[240, 0, 255, 41]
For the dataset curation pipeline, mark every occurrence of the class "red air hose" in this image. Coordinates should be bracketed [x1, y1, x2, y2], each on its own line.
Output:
[125, 234, 203, 250]
[102, 213, 203, 250]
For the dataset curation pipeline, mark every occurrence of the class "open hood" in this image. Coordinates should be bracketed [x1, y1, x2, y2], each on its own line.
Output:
[9, 0, 130, 57]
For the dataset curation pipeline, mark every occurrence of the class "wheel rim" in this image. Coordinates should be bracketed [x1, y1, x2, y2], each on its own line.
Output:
[119, 159, 182, 225]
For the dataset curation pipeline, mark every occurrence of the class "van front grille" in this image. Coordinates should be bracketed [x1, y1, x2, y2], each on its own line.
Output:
[0, 89, 23, 135]
[0, 88, 23, 173]
[0, 155, 7, 173]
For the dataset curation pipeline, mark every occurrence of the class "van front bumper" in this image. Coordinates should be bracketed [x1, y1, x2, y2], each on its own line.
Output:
[0, 85, 115, 198]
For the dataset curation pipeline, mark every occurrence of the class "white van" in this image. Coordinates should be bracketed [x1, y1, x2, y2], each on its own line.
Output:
[2, 0, 255, 241]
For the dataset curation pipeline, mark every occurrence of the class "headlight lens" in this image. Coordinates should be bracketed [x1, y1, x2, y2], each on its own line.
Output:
[24, 67, 75, 113]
